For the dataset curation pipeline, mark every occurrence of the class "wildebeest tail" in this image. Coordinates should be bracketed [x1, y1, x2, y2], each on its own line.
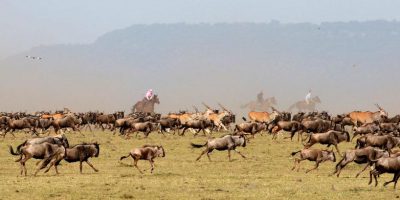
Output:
[190, 142, 207, 148]
[120, 154, 131, 160]
[291, 150, 301, 156]
[9, 145, 21, 156]
[16, 140, 27, 154]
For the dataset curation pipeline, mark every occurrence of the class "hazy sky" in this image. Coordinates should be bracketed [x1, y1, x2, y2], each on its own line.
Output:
[1, 0, 400, 59]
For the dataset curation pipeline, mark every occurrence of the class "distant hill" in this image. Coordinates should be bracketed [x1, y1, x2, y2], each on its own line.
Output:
[1, 21, 399, 114]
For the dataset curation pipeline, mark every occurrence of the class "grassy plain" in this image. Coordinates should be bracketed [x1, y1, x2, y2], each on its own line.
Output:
[0, 131, 398, 200]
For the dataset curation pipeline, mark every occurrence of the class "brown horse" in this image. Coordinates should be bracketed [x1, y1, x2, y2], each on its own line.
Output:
[241, 97, 277, 112]
[288, 96, 321, 112]
[132, 95, 160, 113]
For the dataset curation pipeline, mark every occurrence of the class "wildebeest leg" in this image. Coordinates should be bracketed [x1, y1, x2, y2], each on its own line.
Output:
[133, 159, 143, 174]
[86, 160, 99, 172]
[394, 172, 400, 189]
[306, 161, 320, 173]
[334, 144, 341, 156]
[20, 154, 32, 176]
[149, 159, 155, 173]
[383, 172, 400, 188]
[228, 150, 232, 161]
[355, 163, 371, 178]
[196, 149, 208, 161]
[180, 127, 188, 136]
[79, 161, 83, 173]
[233, 149, 246, 159]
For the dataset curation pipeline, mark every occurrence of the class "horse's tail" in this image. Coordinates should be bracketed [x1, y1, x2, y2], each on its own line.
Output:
[190, 142, 207, 148]
[120, 153, 131, 161]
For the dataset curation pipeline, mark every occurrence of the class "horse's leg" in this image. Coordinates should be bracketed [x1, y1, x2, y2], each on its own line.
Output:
[86, 160, 99, 172]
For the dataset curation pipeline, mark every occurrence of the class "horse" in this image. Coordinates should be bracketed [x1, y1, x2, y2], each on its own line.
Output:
[132, 95, 160, 113]
[241, 97, 277, 112]
[288, 96, 321, 112]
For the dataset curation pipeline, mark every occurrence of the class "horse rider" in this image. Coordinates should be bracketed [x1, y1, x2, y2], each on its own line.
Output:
[145, 89, 154, 100]
[305, 89, 312, 105]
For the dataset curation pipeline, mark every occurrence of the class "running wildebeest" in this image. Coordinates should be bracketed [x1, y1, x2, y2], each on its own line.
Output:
[9, 142, 66, 176]
[191, 134, 246, 161]
[124, 121, 155, 138]
[52, 115, 81, 134]
[180, 119, 213, 136]
[158, 117, 181, 135]
[120, 144, 165, 174]
[234, 122, 266, 137]
[60, 142, 100, 173]
[332, 147, 389, 177]
[291, 148, 336, 173]
[369, 156, 400, 188]
[304, 130, 350, 155]
[12, 134, 69, 156]
[355, 135, 397, 153]
[352, 123, 380, 141]
[3, 117, 37, 137]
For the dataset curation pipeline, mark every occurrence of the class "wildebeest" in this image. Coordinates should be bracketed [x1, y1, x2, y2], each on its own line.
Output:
[191, 134, 246, 161]
[180, 119, 213, 136]
[3, 117, 37, 137]
[352, 123, 380, 141]
[9, 142, 66, 176]
[52, 115, 81, 134]
[124, 121, 155, 138]
[61, 142, 100, 173]
[120, 144, 165, 174]
[347, 104, 388, 126]
[369, 156, 400, 188]
[355, 135, 397, 152]
[291, 148, 336, 173]
[304, 130, 350, 155]
[234, 122, 266, 137]
[158, 117, 181, 135]
[301, 119, 332, 134]
[271, 120, 302, 141]
[332, 147, 388, 177]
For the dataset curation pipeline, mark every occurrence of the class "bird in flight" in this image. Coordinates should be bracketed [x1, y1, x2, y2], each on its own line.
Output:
[25, 55, 43, 60]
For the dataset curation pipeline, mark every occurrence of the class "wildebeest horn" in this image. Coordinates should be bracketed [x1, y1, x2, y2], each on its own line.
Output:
[202, 102, 212, 110]
[192, 106, 199, 113]
[375, 104, 383, 110]
[218, 103, 229, 112]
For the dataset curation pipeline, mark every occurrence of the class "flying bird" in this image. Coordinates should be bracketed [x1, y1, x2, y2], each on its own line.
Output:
[25, 55, 43, 60]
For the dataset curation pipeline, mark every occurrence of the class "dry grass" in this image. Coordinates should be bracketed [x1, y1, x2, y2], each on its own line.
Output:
[0, 131, 399, 200]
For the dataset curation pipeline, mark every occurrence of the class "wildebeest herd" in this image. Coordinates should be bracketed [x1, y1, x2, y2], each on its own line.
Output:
[3, 103, 400, 189]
